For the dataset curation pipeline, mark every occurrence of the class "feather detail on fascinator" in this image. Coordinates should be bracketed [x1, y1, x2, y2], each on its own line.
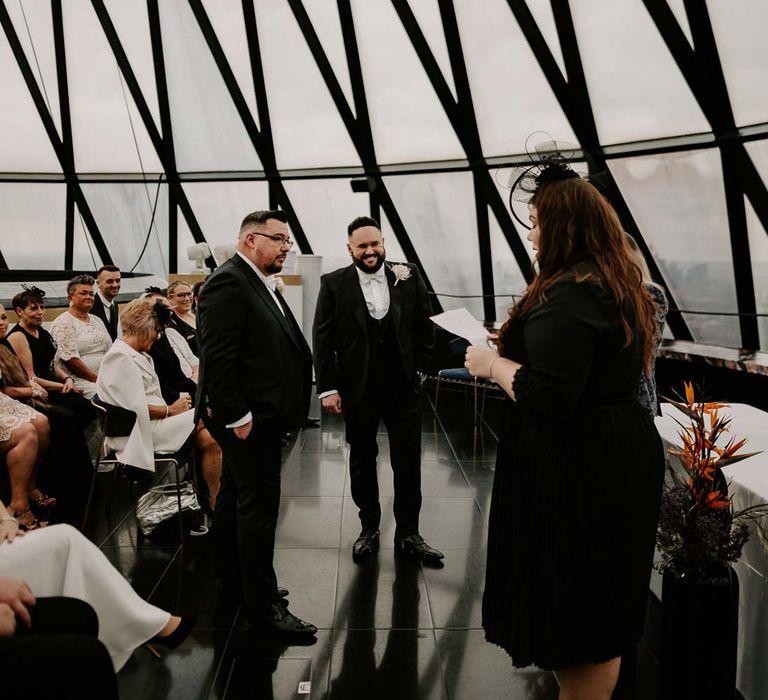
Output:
[152, 299, 174, 329]
[495, 133, 584, 230]
[21, 283, 46, 298]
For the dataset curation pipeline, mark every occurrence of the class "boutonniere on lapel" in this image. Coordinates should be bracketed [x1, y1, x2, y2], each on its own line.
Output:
[388, 263, 411, 286]
[275, 277, 286, 293]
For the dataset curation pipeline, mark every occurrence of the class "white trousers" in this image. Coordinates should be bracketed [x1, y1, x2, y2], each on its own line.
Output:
[0, 524, 170, 670]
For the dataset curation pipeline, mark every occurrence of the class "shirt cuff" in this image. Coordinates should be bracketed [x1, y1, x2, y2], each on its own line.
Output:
[226, 412, 253, 429]
[318, 390, 339, 399]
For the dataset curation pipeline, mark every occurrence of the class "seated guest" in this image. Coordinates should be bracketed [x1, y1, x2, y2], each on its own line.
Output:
[1, 304, 93, 525]
[0, 515, 195, 672]
[5, 287, 87, 413]
[50, 275, 112, 399]
[167, 281, 198, 355]
[96, 298, 221, 507]
[0, 383, 51, 530]
[142, 290, 198, 400]
[92, 265, 121, 341]
[626, 234, 668, 418]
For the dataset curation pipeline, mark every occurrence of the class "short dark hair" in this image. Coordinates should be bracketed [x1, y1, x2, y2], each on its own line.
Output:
[67, 274, 95, 296]
[240, 210, 288, 232]
[12, 290, 44, 311]
[347, 216, 380, 237]
[96, 264, 120, 277]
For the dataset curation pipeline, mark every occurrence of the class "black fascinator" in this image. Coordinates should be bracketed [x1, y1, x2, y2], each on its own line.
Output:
[498, 134, 584, 229]
[21, 283, 46, 298]
[152, 299, 174, 329]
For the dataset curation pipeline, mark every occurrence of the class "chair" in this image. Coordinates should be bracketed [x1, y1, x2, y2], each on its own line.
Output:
[82, 396, 195, 542]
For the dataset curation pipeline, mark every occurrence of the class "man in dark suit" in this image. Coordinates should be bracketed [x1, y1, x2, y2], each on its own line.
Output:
[197, 210, 316, 638]
[92, 265, 121, 341]
[313, 216, 444, 565]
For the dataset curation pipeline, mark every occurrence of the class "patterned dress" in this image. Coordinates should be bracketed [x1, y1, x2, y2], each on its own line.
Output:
[0, 390, 41, 443]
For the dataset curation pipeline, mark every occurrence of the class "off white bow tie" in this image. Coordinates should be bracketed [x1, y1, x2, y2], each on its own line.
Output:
[361, 273, 385, 286]
[265, 276, 280, 292]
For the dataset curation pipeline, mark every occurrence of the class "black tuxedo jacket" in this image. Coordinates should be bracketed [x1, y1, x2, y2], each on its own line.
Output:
[312, 263, 433, 405]
[196, 255, 312, 431]
[92, 294, 119, 341]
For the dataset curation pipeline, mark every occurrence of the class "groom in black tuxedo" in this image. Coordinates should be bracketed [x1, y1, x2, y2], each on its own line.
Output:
[313, 216, 444, 565]
[197, 210, 316, 638]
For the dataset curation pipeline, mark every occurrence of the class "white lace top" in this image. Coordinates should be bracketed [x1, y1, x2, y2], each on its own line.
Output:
[0, 378, 41, 443]
[50, 312, 112, 398]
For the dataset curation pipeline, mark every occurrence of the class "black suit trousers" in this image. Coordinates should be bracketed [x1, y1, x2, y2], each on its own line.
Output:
[345, 386, 422, 540]
[214, 419, 284, 617]
[0, 597, 117, 699]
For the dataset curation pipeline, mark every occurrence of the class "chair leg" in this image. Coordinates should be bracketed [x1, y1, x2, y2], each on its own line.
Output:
[173, 459, 184, 544]
[473, 379, 479, 458]
[81, 464, 99, 532]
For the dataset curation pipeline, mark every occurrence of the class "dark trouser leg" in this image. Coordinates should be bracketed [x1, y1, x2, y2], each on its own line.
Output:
[217, 421, 283, 616]
[345, 399, 383, 531]
[382, 391, 422, 541]
[214, 448, 240, 591]
[0, 597, 117, 699]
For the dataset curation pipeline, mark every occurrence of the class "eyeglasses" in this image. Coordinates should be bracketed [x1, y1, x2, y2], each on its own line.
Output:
[171, 292, 193, 299]
[251, 232, 294, 249]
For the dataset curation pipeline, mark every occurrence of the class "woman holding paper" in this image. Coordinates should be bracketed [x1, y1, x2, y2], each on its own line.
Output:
[465, 162, 664, 700]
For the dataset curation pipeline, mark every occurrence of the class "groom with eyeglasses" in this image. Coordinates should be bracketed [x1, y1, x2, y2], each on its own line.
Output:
[313, 216, 444, 566]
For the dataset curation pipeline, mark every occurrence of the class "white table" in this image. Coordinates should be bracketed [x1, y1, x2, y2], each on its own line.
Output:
[654, 403, 768, 700]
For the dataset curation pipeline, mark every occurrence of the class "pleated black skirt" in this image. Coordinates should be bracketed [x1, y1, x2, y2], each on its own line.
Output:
[482, 398, 664, 670]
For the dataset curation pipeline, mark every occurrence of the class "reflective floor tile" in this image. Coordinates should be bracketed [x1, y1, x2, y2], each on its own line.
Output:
[423, 547, 486, 629]
[276, 497, 344, 549]
[436, 630, 559, 700]
[417, 497, 487, 551]
[281, 455, 348, 497]
[117, 627, 233, 700]
[334, 551, 433, 630]
[328, 629, 444, 699]
[273, 548, 341, 629]
[102, 545, 178, 600]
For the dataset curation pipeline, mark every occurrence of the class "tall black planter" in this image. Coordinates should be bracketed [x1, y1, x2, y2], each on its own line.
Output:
[660, 566, 739, 700]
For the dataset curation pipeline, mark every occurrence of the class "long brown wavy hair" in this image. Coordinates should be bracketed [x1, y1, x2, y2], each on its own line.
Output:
[500, 177, 658, 375]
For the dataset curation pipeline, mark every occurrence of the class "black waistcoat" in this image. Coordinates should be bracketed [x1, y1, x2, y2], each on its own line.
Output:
[365, 311, 406, 394]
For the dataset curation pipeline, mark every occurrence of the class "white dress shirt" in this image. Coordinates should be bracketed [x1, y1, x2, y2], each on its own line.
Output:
[319, 265, 390, 400]
[227, 252, 286, 429]
[97, 290, 113, 322]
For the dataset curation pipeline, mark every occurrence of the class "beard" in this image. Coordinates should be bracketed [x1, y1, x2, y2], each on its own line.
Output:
[353, 251, 386, 274]
[265, 257, 285, 275]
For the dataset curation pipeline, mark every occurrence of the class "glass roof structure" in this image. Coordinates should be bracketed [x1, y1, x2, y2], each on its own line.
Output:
[1, 0, 767, 349]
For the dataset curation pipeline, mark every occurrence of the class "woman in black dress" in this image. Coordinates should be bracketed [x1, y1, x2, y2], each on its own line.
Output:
[465, 168, 664, 698]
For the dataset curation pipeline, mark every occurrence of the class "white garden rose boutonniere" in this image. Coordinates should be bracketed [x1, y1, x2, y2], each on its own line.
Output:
[389, 263, 411, 286]
[275, 277, 286, 293]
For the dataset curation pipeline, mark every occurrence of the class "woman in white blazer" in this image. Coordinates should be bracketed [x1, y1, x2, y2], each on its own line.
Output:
[95, 299, 221, 506]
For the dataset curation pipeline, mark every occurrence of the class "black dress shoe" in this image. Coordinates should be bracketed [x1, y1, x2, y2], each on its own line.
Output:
[352, 529, 380, 561]
[397, 535, 445, 565]
[147, 614, 197, 651]
[248, 602, 317, 639]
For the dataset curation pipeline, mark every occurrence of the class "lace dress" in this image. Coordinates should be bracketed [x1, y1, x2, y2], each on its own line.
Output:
[0, 390, 41, 443]
[50, 313, 112, 399]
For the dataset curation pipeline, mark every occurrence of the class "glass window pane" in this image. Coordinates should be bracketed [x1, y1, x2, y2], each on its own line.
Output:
[383, 171, 483, 319]
[745, 197, 768, 351]
[81, 183, 169, 276]
[709, 0, 768, 128]
[64, 0, 161, 173]
[489, 207, 530, 324]
[455, 0, 577, 157]
[351, 0, 464, 164]
[5, 0, 61, 135]
[159, 0, 262, 172]
[609, 149, 740, 347]
[0, 184, 66, 268]
[0, 30, 61, 172]
[254, 0, 361, 169]
[570, 1, 710, 144]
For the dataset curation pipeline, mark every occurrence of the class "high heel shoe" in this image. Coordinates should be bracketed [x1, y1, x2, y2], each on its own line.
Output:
[145, 614, 197, 655]
[28, 491, 57, 519]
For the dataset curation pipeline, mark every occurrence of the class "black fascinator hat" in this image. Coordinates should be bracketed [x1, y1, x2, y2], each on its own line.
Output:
[152, 299, 174, 330]
[21, 283, 46, 298]
[498, 135, 584, 229]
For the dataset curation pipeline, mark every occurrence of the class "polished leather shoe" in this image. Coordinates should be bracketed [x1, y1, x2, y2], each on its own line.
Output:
[397, 534, 445, 565]
[248, 602, 317, 639]
[352, 529, 380, 561]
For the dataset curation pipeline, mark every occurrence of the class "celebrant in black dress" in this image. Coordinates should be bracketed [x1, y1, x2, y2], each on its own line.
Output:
[465, 160, 665, 699]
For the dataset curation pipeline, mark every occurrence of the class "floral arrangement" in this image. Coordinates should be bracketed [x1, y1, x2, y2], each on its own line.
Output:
[656, 382, 766, 582]
[388, 263, 411, 286]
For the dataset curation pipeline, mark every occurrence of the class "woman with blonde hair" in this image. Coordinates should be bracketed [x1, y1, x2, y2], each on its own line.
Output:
[166, 281, 198, 355]
[96, 298, 221, 506]
[466, 163, 664, 700]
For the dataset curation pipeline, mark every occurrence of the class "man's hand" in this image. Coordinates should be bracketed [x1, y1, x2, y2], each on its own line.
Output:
[0, 603, 16, 637]
[233, 420, 253, 441]
[0, 576, 35, 628]
[321, 394, 342, 415]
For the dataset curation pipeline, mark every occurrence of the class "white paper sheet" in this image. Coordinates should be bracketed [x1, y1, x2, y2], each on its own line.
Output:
[429, 308, 489, 346]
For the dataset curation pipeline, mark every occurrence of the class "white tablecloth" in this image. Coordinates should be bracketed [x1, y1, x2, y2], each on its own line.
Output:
[654, 403, 768, 700]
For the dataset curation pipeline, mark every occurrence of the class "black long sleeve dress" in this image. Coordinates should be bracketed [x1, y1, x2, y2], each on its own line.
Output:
[482, 271, 664, 670]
